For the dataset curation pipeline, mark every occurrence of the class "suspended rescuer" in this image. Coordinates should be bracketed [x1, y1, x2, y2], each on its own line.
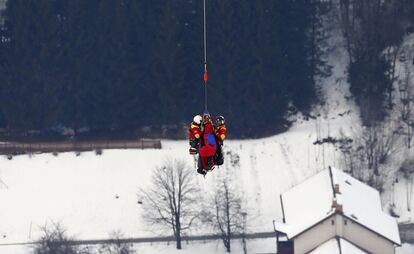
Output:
[197, 113, 217, 175]
[214, 115, 226, 165]
[188, 114, 203, 155]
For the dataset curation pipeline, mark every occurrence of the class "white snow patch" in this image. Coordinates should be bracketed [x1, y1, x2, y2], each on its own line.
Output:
[396, 243, 414, 254]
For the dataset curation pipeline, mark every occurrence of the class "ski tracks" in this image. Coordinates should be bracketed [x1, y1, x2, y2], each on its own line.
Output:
[279, 142, 300, 186]
[248, 147, 262, 210]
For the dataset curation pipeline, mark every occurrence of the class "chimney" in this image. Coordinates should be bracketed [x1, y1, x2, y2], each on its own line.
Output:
[334, 184, 341, 194]
[331, 199, 343, 214]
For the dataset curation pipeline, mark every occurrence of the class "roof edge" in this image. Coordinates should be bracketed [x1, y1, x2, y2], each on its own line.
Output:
[288, 212, 335, 239]
[343, 214, 401, 246]
[329, 166, 337, 199]
[280, 194, 286, 223]
[285, 212, 401, 246]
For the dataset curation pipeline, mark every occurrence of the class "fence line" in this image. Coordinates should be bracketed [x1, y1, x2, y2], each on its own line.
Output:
[0, 139, 161, 155]
[0, 232, 276, 247]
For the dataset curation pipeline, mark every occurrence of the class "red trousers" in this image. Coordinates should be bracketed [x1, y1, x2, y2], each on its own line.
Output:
[199, 139, 216, 170]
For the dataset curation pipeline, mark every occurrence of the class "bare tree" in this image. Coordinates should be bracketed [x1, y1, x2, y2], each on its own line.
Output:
[98, 231, 135, 254]
[337, 129, 359, 176]
[138, 159, 200, 250]
[202, 178, 246, 253]
[32, 222, 81, 254]
[339, 121, 399, 191]
[397, 50, 414, 148]
[400, 158, 414, 212]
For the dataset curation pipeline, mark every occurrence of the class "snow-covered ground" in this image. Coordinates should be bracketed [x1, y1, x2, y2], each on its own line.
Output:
[0, 118, 412, 253]
[2, 239, 413, 254]
[0, 117, 348, 243]
[0, 112, 412, 253]
[0, 238, 278, 254]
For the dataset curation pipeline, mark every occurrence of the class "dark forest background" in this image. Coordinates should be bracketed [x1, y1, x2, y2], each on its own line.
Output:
[0, 0, 413, 139]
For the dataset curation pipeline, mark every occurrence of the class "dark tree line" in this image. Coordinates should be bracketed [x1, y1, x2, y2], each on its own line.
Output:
[0, 0, 328, 139]
[339, 0, 414, 126]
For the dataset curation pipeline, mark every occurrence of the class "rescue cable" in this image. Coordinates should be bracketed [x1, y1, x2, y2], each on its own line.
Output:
[203, 0, 208, 113]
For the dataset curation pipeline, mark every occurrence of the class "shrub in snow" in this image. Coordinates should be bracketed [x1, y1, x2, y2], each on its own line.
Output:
[400, 158, 414, 180]
[98, 231, 135, 254]
[388, 203, 400, 218]
[226, 151, 240, 168]
[32, 222, 80, 254]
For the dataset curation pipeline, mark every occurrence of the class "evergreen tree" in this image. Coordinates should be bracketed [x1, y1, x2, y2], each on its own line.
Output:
[250, 1, 288, 129]
[149, 0, 187, 125]
[306, 0, 332, 99]
[0, 0, 327, 138]
[339, 0, 405, 125]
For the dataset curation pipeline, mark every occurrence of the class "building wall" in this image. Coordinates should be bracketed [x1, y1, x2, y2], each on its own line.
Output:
[293, 216, 336, 254]
[293, 214, 395, 254]
[342, 217, 395, 254]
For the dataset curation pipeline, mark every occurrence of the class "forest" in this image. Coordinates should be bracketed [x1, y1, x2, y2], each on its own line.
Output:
[0, 0, 413, 139]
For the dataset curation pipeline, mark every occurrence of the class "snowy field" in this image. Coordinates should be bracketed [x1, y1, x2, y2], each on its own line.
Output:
[0, 238, 277, 254]
[0, 113, 412, 253]
[0, 120, 338, 243]
[2, 240, 414, 254]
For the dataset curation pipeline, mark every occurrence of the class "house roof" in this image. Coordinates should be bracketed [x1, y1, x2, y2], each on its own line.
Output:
[309, 238, 368, 254]
[277, 167, 401, 245]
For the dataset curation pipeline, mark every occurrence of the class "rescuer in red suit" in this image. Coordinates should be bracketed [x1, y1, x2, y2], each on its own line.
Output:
[197, 113, 217, 175]
[214, 116, 226, 166]
[188, 115, 203, 155]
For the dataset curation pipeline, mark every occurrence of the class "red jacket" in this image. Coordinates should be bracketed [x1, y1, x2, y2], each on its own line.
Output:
[188, 122, 202, 140]
[215, 125, 227, 141]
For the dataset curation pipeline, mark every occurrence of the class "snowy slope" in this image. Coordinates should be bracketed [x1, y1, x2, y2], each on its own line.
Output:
[0, 116, 411, 253]
[3, 239, 414, 254]
[1, 238, 278, 254]
[380, 33, 414, 223]
[0, 117, 352, 245]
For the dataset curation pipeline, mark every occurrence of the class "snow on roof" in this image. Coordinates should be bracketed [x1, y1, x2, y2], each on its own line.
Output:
[279, 167, 401, 245]
[309, 238, 368, 254]
[332, 168, 401, 245]
[280, 169, 334, 237]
